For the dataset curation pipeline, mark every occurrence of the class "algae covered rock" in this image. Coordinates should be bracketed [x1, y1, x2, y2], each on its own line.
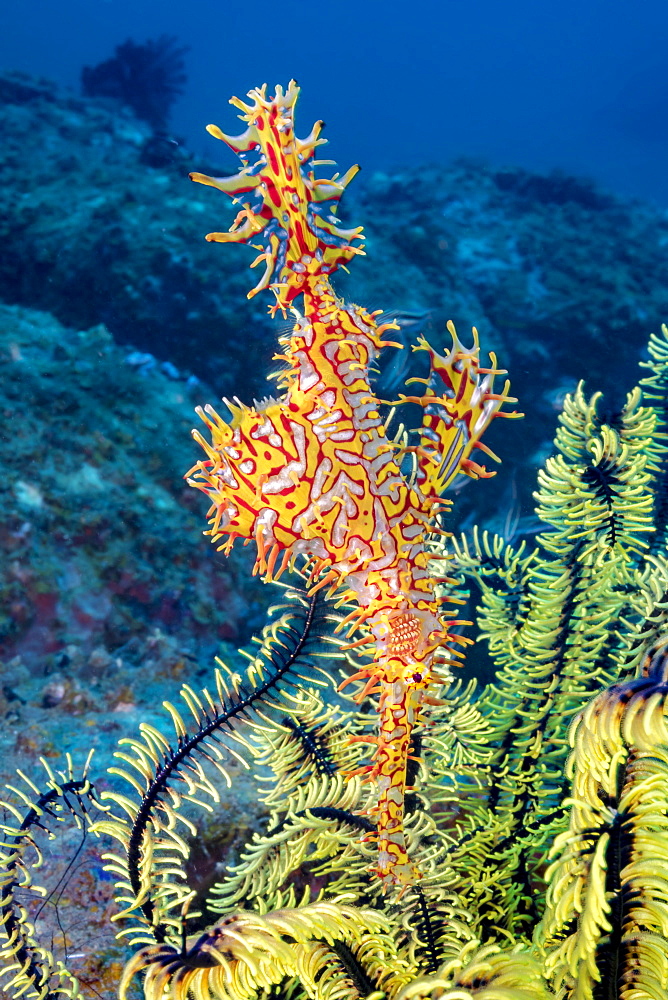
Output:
[0, 302, 262, 673]
[0, 70, 272, 396]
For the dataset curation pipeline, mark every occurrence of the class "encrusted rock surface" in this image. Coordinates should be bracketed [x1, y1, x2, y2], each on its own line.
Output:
[0, 70, 272, 396]
[0, 302, 264, 673]
[0, 302, 266, 998]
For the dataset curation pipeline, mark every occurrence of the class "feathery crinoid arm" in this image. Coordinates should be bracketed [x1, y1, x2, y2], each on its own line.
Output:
[0, 754, 104, 1000]
[440, 352, 664, 943]
[605, 322, 668, 675]
[96, 588, 344, 949]
[120, 901, 411, 1000]
[187, 81, 518, 888]
[394, 945, 550, 1000]
[638, 322, 668, 554]
[538, 636, 668, 999]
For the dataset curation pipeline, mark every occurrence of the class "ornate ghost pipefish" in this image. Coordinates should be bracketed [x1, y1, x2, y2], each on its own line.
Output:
[187, 81, 519, 887]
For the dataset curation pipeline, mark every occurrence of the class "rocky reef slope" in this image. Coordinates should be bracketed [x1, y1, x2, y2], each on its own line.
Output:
[3, 70, 668, 407]
[3, 69, 668, 998]
[3, 69, 668, 529]
[2, 66, 668, 726]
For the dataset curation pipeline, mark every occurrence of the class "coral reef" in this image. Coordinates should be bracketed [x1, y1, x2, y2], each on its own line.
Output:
[0, 303, 269, 990]
[0, 301, 269, 896]
[3, 79, 668, 1000]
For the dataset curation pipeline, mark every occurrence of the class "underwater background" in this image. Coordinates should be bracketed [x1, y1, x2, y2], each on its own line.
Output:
[3, 1, 668, 995]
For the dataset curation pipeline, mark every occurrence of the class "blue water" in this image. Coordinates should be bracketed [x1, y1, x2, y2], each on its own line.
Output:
[2, 0, 668, 204]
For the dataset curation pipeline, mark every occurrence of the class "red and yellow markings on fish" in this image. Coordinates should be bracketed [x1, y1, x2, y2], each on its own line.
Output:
[187, 81, 520, 887]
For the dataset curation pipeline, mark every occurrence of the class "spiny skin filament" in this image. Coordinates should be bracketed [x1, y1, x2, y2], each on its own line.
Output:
[188, 81, 518, 886]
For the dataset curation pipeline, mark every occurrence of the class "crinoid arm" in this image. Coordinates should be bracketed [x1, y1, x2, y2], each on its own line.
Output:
[0, 753, 105, 1000]
[119, 901, 408, 1000]
[538, 637, 668, 998]
[395, 944, 550, 1000]
[96, 587, 347, 948]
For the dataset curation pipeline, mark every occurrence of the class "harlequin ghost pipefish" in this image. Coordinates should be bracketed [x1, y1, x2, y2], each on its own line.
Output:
[187, 82, 519, 887]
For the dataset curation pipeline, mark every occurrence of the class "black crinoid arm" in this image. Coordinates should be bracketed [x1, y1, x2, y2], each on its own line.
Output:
[81, 35, 188, 131]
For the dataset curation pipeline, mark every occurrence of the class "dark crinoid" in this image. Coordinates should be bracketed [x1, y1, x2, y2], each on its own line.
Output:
[81, 35, 189, 131]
